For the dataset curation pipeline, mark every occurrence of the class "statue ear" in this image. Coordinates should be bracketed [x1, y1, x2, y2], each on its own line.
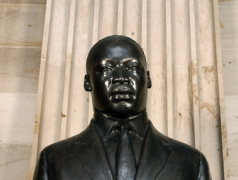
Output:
[84, 74, 92, 91]
[147, 71, 152, 88]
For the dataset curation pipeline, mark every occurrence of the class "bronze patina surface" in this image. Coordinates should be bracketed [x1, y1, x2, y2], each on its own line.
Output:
[34, 35, 211, 180]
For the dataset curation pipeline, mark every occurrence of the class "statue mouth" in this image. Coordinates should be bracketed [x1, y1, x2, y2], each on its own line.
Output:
[112, 94, 132, 100]
[111, 85, 134, 99]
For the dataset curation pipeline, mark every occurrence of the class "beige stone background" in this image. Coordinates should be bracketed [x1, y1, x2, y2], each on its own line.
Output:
[0, 0, 237, 180]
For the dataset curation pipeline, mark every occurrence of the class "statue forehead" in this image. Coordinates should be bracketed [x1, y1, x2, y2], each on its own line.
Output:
[90, 40, 145, 65]
[95, 40, 142, 57]
[86, 36, 146, 73]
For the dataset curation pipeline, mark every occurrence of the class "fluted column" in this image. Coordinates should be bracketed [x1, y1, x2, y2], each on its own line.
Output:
[98, 0, 118, 39]
[123, 0, 142, 43]
[171, 0, 194, 146]
[147, 0, 167, 135]
[29, 0, 71, 179]
[37, 0, 71, 152]
[66, 0, 94, 138]
[195, 0, 224, 179]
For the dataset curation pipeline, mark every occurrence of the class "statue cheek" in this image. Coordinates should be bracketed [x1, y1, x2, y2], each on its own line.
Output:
[133, 76, 145, 89]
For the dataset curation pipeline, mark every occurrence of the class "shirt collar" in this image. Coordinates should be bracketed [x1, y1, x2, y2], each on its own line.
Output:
[93, 110, 149, 141]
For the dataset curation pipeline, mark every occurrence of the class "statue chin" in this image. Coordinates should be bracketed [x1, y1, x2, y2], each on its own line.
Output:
[107, 103, 145, 119]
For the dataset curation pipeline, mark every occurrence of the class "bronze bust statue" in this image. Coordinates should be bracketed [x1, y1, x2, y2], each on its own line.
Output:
[34, 35, 211, 180]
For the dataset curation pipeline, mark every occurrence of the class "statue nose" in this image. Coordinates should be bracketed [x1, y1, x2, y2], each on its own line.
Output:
[113, 68, 129, 84]
[113, 77, 130, 84]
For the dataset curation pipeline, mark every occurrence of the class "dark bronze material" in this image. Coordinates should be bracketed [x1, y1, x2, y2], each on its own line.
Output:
[116, 122, 137, 180]
[34, 35, 211, 180]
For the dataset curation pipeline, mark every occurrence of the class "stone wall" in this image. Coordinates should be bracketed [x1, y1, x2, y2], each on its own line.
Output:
[0, 1, 45, 180]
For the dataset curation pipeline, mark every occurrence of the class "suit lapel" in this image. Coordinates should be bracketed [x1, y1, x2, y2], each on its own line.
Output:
[135, 123, 172, 180]
[74, 122, 113, 180]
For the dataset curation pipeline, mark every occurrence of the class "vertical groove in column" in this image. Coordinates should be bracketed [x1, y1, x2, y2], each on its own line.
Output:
[92, 0, 100, 46]
[40, 1, 52, 61]
[29, 1, 52, 178]
[195, 0, 224, 179]
[61, 58, 71, 139]
[141, 0, 147, 56]
[66, 0, 94, 138]
[166, 0, 173, 138]
[171, 0, 194, 146]
[212, 0, 229, 178]
[38, 0, 71, 152]
[98, 0, 118, 39]
[122, 0, 142, 44]
[189, 0, 200, 150]
[117, 0, 123, 35]
[147, 0, 167, 135]
[61, 0, 76, 140]
[88, 0, 100, 124]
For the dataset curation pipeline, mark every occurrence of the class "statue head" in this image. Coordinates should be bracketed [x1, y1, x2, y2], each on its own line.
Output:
[84, 35, 151, 119]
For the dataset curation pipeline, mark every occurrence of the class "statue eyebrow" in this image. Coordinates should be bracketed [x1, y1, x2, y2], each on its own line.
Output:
[98, 57, 140, 66]
[121, 58, 140, 64]
[100, 58, 112, 62]
[99, 58, 113, 65]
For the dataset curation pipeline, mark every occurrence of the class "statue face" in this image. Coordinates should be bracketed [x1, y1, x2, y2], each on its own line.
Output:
[86, 40, 150, 118]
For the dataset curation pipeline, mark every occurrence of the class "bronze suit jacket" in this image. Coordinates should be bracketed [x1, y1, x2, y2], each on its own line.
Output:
[34, 121, 211, 180]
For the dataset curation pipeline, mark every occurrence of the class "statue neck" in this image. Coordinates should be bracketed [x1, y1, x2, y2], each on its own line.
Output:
[93, 108, 148, 122]
[93, 109, 149, 139]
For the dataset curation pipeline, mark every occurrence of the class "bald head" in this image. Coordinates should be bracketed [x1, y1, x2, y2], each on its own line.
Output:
[86, 35, 146, 74]
[84, 35, 151, 118]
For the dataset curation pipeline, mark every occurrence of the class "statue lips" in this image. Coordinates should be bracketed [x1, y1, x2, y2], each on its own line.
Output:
[111, 85, 134, 100]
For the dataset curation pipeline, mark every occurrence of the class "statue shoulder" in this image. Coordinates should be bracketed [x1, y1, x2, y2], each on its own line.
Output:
[150, 122, 206, 161]
[40, 122, 95, 158]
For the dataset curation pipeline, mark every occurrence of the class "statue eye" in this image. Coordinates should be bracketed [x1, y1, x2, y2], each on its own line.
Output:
[128, 66, 140, 71]
[100, 67, 112, 73]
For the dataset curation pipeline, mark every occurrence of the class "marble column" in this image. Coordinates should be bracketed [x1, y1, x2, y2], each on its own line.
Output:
[29, 0, 71, 179]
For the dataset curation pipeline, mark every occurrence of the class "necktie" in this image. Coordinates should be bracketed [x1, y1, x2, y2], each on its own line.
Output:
[116, 124, 136, 180]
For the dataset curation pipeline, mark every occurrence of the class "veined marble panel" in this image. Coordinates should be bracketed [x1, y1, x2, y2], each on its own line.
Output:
[0, 143, 32, 180]
[0, 1, 45, 180]
[0, 0, 46, 4]
[225, 96, 238, 147]
[219, 2, 238, 34]
[219, 0, 238, 97]
[0, 93, 37, 144]
[0, 4, 45, 46]
[221, 34, 238, 49]
[229, 147, 238, 180]
[0, 47, 41, 93]
[222, 50, 238, 95]
[218, 0, 238, 6]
